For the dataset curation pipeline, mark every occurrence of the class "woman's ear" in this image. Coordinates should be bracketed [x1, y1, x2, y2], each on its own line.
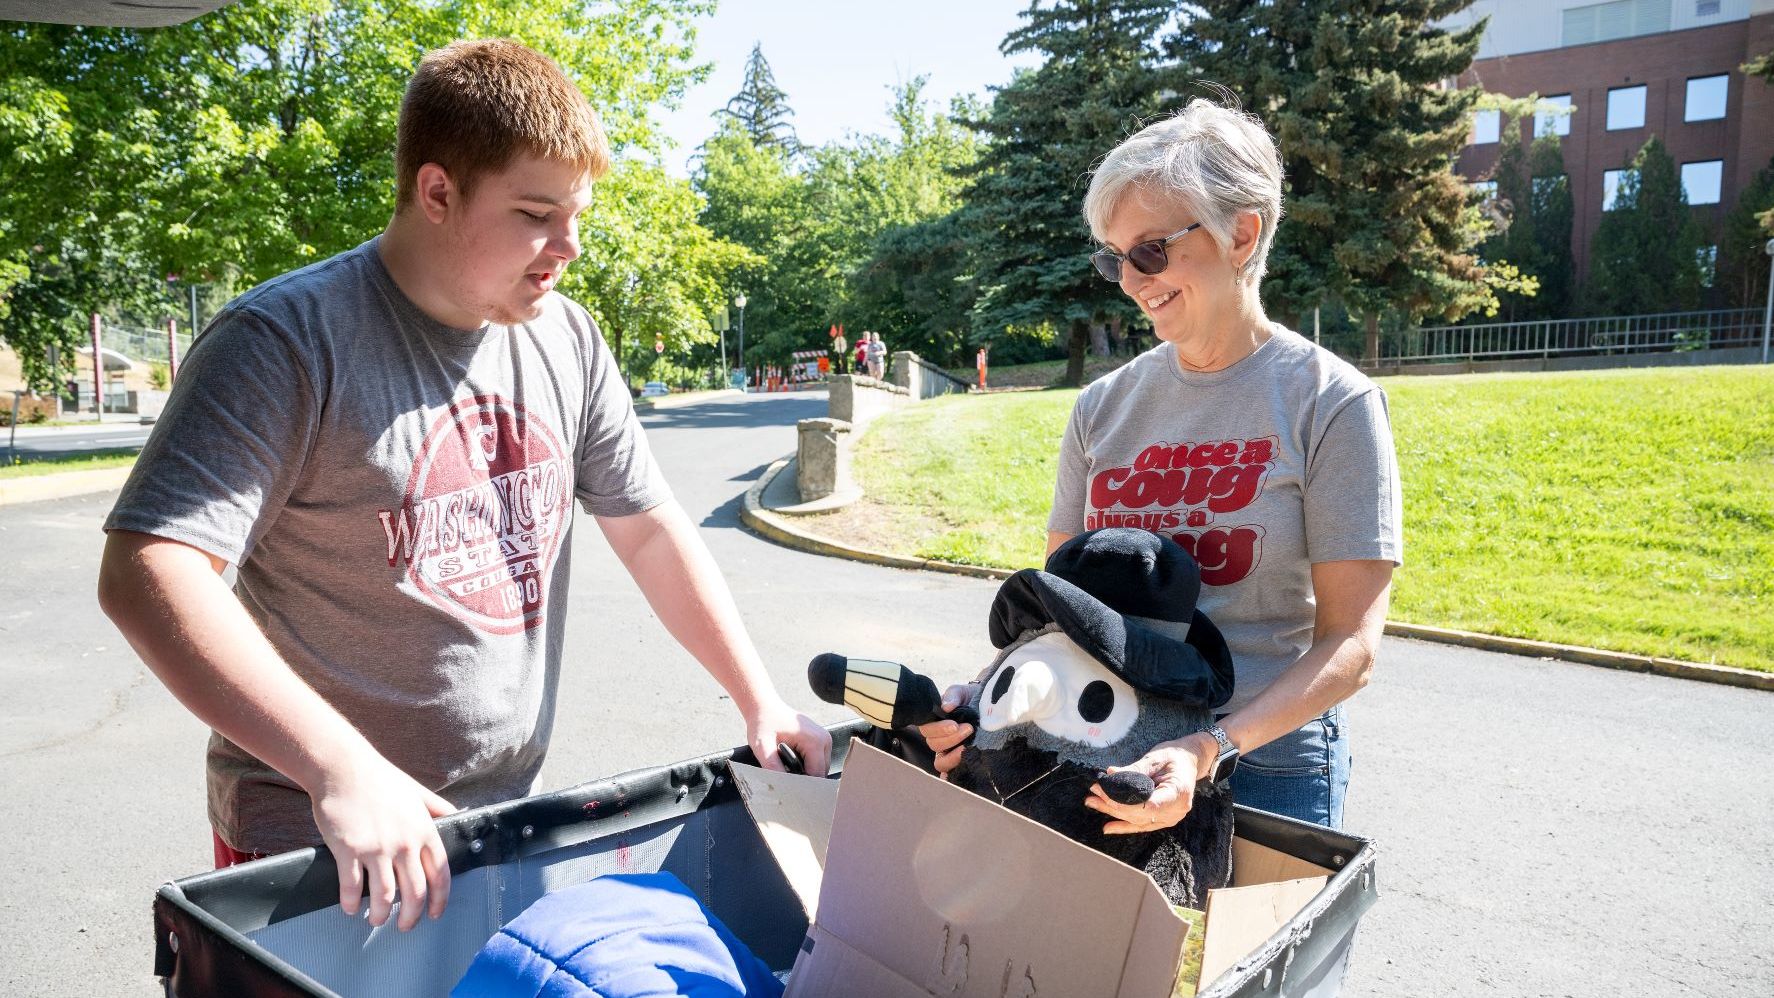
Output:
[1230, 211, 1263, 274]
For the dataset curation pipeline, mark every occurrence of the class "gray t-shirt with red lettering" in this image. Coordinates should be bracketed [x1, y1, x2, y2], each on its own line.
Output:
[1049, 326, 1402, 713]
[105, 238, 671, 853]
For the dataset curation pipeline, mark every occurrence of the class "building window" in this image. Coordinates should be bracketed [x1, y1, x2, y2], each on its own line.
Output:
[1685, 75, 1728, 122]
[1606, 85, 1646, 130]
[1470, 180, 1499, 200]
[1696, 0, 1720, 15]
[1471, 109, 1501, 145]
[1562, 0, 1673, 47]
[1681, 160, 1724, 205]
[1603, 169, 1632, 211]
[1535, 95, 1572, 138]
[1697, 245, 1717, 287]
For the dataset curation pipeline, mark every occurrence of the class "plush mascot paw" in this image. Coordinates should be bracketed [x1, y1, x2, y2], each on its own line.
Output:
[1095, 769, 1155, 806]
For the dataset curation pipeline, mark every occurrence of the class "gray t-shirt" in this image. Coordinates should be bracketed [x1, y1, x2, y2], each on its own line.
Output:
[1049, 326, 1402, 714]
[105, 238, 671, 853]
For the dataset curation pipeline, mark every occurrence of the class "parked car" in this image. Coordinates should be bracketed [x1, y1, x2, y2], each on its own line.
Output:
[639, 381, 670, 398]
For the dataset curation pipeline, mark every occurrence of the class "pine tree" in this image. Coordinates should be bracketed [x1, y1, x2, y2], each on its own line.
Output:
[1478, 108, 1534, 321]
[964, 0, 1175, 387]
[1720, 157, 1774, 310]
[1585, 138, 1705, 315]
[1524, 136, 1575, 317]
[719, 43, 801, 155]
[1169, 0, 1489, 361]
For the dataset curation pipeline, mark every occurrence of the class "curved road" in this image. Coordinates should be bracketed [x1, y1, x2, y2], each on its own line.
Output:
[1, 391, 1767, 996]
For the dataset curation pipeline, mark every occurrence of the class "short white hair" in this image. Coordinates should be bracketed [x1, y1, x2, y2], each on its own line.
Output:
[1084, 99, 1285, 287]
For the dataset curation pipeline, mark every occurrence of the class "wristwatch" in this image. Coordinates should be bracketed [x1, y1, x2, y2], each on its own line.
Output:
[1204, 725, 1239, 786]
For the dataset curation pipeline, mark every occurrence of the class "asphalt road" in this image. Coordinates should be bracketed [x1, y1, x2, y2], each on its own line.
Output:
[0, 391, 1767, 997]
[4, 422, 153, 460]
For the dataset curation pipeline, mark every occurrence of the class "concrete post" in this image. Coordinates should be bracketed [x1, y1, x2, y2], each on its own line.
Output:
[796, 417, 855, 502]
[891, 350, 922, 398]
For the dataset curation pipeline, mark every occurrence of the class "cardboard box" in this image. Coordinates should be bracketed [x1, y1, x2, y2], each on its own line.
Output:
[732, 741, 1337, 998]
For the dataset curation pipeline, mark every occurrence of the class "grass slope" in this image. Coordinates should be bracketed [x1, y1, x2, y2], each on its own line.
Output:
[843, 365, 1773, 671]
[0, 449, 138, 479]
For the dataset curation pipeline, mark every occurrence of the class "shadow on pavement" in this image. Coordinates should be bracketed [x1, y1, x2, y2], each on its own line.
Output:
[699, 491, 746, 529]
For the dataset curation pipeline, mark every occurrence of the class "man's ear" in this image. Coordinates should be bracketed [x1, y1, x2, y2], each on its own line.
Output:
[412, 162, 459, 224]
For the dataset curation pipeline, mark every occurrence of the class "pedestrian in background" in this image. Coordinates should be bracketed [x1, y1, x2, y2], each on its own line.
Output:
[833, 329, 849, 375]
[866, 331, 887, 380]
[854, 333, 869, 376]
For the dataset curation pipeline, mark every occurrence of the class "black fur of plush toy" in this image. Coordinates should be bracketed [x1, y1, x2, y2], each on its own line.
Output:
[810, 528, 1238, 909]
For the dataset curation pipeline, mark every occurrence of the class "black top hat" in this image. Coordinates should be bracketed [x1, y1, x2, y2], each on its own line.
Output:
[988, 528, 1234, 708]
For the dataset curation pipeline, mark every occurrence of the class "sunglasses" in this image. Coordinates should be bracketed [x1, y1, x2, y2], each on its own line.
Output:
[1089, 222, 1203, 282]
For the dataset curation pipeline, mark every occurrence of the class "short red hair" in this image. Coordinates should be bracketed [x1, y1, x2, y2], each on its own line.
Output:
[396, 39, 611, 208]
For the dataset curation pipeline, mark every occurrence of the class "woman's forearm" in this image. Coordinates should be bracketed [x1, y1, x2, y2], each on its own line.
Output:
[1216, 628, 1374, 756]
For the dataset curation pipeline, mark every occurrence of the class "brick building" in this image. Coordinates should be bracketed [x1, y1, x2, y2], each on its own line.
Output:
[1441, 0, 1774, 289]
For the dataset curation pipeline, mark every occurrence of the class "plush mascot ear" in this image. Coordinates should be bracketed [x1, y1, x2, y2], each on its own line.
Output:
[988, 569, 1055, 649]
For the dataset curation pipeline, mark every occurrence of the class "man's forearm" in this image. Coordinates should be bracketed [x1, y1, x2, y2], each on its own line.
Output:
[97, 531, 380, 793]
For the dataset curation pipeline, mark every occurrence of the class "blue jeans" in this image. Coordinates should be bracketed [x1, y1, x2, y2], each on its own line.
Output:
[1227, 705, 1350, 829]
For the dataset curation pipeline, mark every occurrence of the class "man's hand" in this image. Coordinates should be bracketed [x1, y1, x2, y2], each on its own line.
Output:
[915, 683, 979, 779]
[747, 696, 832, 776]
[1084, 733, 1213, 835]
[98, 531, 461, 930]
[309, 751, 457, 931]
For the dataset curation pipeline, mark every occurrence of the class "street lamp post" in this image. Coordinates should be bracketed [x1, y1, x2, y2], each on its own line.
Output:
[1762, 237, 1773, 365]
[734, 293, 748, 391]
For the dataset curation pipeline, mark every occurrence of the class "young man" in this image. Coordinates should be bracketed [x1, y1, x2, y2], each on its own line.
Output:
[96, 40, 830, 934]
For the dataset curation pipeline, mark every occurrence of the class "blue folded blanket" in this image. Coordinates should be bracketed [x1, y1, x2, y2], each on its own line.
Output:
[452, 871, 785, 998]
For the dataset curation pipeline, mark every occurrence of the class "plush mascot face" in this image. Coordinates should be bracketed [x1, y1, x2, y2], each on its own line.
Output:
[973, 626, 1212, 772]
[806, 528, 1240, 909]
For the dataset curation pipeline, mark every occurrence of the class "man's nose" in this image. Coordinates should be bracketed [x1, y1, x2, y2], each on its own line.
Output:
[552, 218, 581, 263]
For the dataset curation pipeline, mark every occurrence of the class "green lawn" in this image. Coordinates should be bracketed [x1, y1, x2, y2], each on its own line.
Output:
[943, 354, 1137, 389]
[0, 449, 138, 479]
[850, 365, 1774, 672]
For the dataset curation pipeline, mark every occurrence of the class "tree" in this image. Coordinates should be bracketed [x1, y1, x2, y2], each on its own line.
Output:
[1585, 137, 1706, 315]
[693, 119, 825, 367]
[964, 0, 1174, 387]
[572, 159, 758, 379]
[1474, 100, 1572, 322]
[851, 212, 977, 366]
[1524, 135, 1576, 317]
[1170, 0, 1490, 362]
[1720, 157, 1774, 310]
[0, 0, 719, 391]
[1475, 102, 1535, 321]
[1745, 49, 1774, 84]
[718, 43, 800, 155]
[694, 79, 980, 369]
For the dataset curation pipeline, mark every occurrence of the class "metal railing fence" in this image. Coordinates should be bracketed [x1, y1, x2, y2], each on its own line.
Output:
[1385, 309, 1763, 364]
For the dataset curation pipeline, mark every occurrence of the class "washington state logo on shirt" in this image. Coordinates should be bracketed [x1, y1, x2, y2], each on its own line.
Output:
[1085, 436, 1276, 586]
[376, 395, 572, 634]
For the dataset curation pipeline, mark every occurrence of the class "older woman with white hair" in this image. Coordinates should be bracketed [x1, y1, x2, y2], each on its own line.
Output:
[922, 99, 1401, 834]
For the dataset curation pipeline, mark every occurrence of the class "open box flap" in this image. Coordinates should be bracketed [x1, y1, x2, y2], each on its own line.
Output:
[1200, 876, 1329, 986]
[729, 761, 840, 921]
[786, 742, 1190, 998]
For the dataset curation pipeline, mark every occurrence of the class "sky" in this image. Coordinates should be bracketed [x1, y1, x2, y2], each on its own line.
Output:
[655, 0, 1042, 174]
